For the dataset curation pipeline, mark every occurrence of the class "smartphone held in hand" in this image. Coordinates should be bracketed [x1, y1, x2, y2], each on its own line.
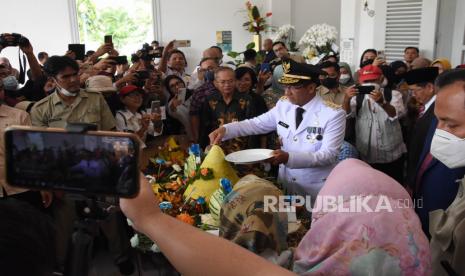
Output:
[4, 126, 140, 197]
[150, 100, 166, 120]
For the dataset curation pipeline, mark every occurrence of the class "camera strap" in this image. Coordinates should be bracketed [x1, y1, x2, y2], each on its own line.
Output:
[18, 49, 27, 84]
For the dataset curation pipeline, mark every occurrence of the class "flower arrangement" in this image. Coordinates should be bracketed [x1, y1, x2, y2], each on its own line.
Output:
[298, 23, 339, 64]
[273, 24, 298, 52]
[131, 141, 223, 252]
[242, 1, 272, 35]
[273, 24, 295, 43]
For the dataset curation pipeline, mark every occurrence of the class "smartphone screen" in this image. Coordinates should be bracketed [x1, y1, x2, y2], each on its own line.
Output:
[356, 85, 375, 94]
[177, 88, 186, 103]
[5, 127, 140, 197]
[104, 35, 113, 44]
[150, 100, 166, 120]
[173, 40, 191, 48]
[377, 50, 386, 60]
[260, 63, 271, 72]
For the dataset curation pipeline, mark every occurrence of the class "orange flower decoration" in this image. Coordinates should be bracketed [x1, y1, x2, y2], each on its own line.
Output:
[176, 213, 195, 225]
[200, 168, 209, 176]
[190, 171, 196, 178]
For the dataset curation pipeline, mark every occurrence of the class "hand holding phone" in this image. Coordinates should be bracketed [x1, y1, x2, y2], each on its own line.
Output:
[177, 88, 186, 103]
[260, 63, 271, 73]
[4, 126, 140, 197]
[104, 35, 113, 44]
[356, 85, 376, 95]
[68, 44, 85, 60]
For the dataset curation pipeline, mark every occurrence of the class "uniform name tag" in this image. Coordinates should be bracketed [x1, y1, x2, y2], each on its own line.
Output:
[278, 121, 289, 128]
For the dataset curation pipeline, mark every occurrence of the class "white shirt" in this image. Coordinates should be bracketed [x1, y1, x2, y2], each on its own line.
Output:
[424, 95, 436, 114]
[223, 95, 346, 199]
[349, 89, 407, 163]
[115, 109, 162, 147]
[167, 96, 193, 138]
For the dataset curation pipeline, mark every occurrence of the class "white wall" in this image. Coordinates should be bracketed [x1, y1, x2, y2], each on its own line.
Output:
[340, 0, 439, 69]
[157, 0, 270, 73]
[450, 0, 465, 65]
[291, 0, 341, 44]
[0, 0, 75, 70]
[435, 0, 457, 60]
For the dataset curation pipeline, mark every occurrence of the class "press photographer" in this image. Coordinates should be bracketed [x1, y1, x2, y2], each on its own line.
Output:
[0, 33, 48, 103]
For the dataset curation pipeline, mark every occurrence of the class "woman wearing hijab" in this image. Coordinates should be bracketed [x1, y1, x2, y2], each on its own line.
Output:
[293, 159, 431, 275]
[431, 58, 452, 74]
[338, 62, 355, 88]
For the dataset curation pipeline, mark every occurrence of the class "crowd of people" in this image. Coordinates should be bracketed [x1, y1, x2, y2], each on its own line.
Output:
[1, 31, 465, 275]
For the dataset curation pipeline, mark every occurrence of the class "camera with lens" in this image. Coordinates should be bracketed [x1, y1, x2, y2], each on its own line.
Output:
[132, 43, 162, 63]
[0, 33, 30, 48]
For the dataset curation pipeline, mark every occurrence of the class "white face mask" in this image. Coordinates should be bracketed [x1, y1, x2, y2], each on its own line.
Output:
[55, 80, 78, 97]
[2, 76, 18, 91]
[381, 78, 388, 88]
[362, 82, 380, 91]
[339, 74, 351, 84]
[431, 129, 465, 169]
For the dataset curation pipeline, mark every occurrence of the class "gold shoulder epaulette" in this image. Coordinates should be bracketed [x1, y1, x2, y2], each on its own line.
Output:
[323, 100, 341, 110]
[280, 96, 288, 101]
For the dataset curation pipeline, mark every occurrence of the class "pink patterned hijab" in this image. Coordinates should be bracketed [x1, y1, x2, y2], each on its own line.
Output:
[293, 159, 431, 275]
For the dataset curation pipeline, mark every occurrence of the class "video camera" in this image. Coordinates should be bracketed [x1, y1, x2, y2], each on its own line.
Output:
[0, 33, 30, 48]
[131, 43, 163, 62]
[4, 125, 141, 198]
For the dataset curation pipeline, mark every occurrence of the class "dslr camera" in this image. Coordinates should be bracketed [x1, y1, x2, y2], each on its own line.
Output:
[131, 43, 163, 62]
[0, 33, 30, 48]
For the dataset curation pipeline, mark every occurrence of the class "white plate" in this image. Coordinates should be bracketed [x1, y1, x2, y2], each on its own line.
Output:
[225, 149, 273, 164]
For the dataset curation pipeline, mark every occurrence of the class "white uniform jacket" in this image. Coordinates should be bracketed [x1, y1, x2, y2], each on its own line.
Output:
[223, 95, 346, 199]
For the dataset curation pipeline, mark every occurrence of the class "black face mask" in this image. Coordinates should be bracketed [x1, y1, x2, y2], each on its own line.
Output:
[393, 72, 406, 84]
[360, 59, 374, 68]
[321, 77, 339, 89]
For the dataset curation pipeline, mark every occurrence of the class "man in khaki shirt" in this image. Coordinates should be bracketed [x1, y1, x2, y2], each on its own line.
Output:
[317, 61, 345, 106]
[0, 79, 52, 209]
[30, 56, 115, 130]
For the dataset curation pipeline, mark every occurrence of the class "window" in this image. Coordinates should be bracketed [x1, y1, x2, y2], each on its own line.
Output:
[384, 0, 423, 62]
[76, 0, 154, 57]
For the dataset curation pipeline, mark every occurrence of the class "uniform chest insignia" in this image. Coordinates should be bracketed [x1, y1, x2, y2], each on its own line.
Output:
[239, 98, 247, 110]
[278, 121, 289, 128]
[209, 100, 218, 110]
[323, 100, 341, 110]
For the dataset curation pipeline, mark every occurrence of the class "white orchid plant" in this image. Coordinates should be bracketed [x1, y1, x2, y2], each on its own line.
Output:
[298, 23, 339, 64]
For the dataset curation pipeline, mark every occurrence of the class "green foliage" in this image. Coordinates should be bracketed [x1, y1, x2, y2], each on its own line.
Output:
[246, 42, 255, 50]
[227, 51, 240, 59]
[76, 0, 151, 49]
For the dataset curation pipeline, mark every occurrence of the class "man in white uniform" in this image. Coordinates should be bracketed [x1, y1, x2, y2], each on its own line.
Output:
[209, 59, 346, 199]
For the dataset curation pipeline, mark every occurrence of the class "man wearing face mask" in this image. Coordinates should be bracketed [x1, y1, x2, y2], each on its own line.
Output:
[0, 34, 48, 103]
[30, 55, 115, 130]
[424, 69, 465, 276]
[343, 64, 406, 183]
[410, 69, 465, 240]
[317, 61, 345, 106]
[189, 58, 219, 142]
